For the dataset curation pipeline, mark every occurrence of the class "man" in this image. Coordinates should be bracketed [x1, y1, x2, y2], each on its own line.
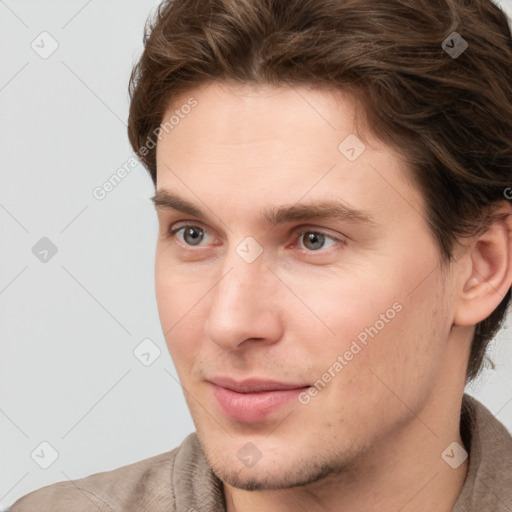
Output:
[9, 0, 512, 510]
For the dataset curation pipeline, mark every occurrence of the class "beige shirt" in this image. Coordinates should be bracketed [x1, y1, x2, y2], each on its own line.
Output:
[8, 394, 512, 511]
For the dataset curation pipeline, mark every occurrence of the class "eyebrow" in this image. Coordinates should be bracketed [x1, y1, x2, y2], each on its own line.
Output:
[151, 189, 377, 227]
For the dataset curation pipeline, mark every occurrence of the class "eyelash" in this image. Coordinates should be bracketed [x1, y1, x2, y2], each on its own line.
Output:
[167, 224, 344, 255]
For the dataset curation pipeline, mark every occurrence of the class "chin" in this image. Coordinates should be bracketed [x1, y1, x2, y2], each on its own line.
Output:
[208, 451, 349, 491]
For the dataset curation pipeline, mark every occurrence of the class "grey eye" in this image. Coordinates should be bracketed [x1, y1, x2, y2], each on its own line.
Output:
[181, 226, 205, 246]
[301, 232, 327, 251]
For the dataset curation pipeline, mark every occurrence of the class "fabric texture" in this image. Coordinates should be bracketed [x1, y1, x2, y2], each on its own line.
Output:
[8, 394, 512, 511]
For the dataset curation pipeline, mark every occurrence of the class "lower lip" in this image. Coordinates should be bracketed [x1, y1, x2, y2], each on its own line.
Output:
[210, 383, 308, 423]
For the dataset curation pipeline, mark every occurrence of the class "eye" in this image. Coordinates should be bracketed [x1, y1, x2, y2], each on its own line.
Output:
[167, 224, 343, 255]
[296, 230, 340, 252]
[170, 225, 209, 246]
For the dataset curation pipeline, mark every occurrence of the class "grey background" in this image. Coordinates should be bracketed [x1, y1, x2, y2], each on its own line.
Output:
[1, 1, 511, 509]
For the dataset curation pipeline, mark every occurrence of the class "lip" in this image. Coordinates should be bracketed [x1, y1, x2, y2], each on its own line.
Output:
[208, 376, 310, 423]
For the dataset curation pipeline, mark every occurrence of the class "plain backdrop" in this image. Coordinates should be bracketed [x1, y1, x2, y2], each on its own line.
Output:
[1, 1, 511, 509]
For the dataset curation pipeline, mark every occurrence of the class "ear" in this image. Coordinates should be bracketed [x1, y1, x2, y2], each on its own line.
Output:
[453, 200, 512, 327]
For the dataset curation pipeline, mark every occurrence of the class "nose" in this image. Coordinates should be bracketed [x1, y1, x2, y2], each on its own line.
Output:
[204, 249, 284, 351]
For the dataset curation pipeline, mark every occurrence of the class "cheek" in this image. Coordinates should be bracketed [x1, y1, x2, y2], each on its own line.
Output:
[283, 267, 399, 344]
[154, 255, 206, 366]
[155, 249, 208, 322]
[332, 273, 449, 413]
[292, 261, 439, 382]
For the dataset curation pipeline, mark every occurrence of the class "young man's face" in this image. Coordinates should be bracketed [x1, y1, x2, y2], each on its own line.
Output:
[154, 82, 466, 490]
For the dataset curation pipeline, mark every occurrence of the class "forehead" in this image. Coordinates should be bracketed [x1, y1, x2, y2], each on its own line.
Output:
[154, 81, 424, 228]
[156, 81, 369, 182]
[158, 81, 362, 148]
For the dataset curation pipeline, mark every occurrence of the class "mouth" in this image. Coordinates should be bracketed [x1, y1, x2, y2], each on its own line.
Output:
[208, 376, 310, 423]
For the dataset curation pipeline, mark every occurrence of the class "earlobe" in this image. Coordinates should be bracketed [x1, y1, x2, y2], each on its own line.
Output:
[453, 203, 512, 327]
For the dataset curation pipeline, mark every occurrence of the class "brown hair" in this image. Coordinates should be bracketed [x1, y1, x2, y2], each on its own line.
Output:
[127, 0, 512, 381]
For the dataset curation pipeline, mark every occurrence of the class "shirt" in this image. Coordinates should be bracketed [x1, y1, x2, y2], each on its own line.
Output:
[8, 394, 512, 511]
